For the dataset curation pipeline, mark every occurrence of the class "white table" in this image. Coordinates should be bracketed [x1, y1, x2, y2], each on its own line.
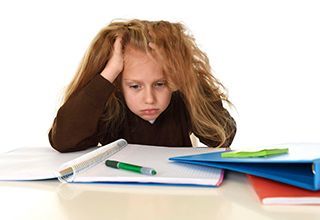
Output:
[0, 172, 319, 220]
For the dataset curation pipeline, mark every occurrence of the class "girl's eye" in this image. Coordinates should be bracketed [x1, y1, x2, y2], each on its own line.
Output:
[154, 81, 166, 88]
[129, 84, 141, 90]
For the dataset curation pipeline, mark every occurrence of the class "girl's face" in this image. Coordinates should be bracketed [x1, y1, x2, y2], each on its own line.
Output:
[121, 46, 172, 122]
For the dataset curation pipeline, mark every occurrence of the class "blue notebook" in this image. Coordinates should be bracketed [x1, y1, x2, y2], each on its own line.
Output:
[170, 143, 320, 191]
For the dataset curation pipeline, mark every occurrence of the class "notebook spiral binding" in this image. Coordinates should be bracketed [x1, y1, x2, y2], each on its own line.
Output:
[57, 139, 128, 183]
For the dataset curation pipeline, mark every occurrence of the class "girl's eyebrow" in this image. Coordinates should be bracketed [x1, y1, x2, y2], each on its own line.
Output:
[123, 78, 166, 83]
[123, 79, 142, 83]
[123, 79, 143, 85]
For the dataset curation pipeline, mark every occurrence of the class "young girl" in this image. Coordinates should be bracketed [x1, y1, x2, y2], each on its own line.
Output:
[49, 19, 237, 153]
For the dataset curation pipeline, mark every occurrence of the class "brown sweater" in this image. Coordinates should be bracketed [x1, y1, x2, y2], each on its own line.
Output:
[49, 75, 236, 152]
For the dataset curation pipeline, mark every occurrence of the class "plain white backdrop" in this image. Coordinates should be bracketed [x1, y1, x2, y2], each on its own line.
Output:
[0, 0, 319, 152]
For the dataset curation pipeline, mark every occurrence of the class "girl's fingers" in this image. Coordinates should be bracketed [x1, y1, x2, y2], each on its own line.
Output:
[148, 42, 157, 50]
[113, 37, 123, 54]
[148, 42, 165, 62]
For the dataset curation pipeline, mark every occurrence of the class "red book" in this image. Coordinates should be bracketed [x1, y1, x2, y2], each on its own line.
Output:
[247, 175, 320, 205]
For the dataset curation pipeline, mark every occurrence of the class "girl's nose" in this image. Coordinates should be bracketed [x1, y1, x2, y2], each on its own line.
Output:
[144, 87, 155, 104]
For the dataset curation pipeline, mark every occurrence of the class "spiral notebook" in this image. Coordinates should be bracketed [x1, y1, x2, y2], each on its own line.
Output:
[0, 139, 224, 186]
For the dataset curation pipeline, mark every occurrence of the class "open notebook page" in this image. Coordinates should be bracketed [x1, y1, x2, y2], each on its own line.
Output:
[0, 144, 224, 186]
[74, 144, 224, 186]
[0, 147, 94, 180]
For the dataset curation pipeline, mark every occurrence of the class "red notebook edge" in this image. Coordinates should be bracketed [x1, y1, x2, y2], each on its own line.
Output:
[247, 175, 320, 205]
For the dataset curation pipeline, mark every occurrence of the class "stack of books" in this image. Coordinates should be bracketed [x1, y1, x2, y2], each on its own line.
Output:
[170, 143, 320, 205]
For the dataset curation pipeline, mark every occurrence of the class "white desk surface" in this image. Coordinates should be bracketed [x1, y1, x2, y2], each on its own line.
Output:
[0, 172, 319, 220]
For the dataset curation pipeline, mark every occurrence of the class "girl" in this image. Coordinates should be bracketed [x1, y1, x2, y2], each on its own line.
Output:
[49, 19, 236, 153]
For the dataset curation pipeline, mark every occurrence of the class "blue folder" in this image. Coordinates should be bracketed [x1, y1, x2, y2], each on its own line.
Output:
[170, 143, 320, 191]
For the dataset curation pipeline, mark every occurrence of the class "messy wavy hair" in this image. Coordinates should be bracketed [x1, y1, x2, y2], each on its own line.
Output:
[62, 19, 235, 147]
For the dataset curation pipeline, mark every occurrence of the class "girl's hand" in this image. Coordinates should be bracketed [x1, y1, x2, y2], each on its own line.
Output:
[100, 37, 124, 82]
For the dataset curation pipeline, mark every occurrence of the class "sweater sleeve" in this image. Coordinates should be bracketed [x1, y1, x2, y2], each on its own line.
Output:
[49, 75, 116, 152]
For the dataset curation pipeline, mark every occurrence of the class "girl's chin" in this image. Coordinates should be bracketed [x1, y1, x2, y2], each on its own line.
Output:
[140, 115, 159, 122]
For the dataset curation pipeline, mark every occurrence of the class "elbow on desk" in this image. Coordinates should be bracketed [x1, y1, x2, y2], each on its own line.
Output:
[49, 134, 72, 153]
[48, 129, 98, 153]
[48, 129, 80, 153]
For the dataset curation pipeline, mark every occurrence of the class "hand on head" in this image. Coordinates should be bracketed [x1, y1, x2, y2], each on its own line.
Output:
[100, 37, 124, 82]
[101, 36, 162, 83]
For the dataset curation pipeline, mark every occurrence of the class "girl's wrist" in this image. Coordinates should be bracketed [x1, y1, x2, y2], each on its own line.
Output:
[100, 68, 119, 83]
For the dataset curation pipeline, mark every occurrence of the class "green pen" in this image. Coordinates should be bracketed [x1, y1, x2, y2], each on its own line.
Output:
[105, 160, 157, 176]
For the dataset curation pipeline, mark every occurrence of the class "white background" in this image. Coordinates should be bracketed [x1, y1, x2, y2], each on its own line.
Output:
[0, 0, 319, 152]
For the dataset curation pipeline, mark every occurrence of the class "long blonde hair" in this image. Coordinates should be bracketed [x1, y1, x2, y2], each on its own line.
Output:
[63, 19, 235, 146]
